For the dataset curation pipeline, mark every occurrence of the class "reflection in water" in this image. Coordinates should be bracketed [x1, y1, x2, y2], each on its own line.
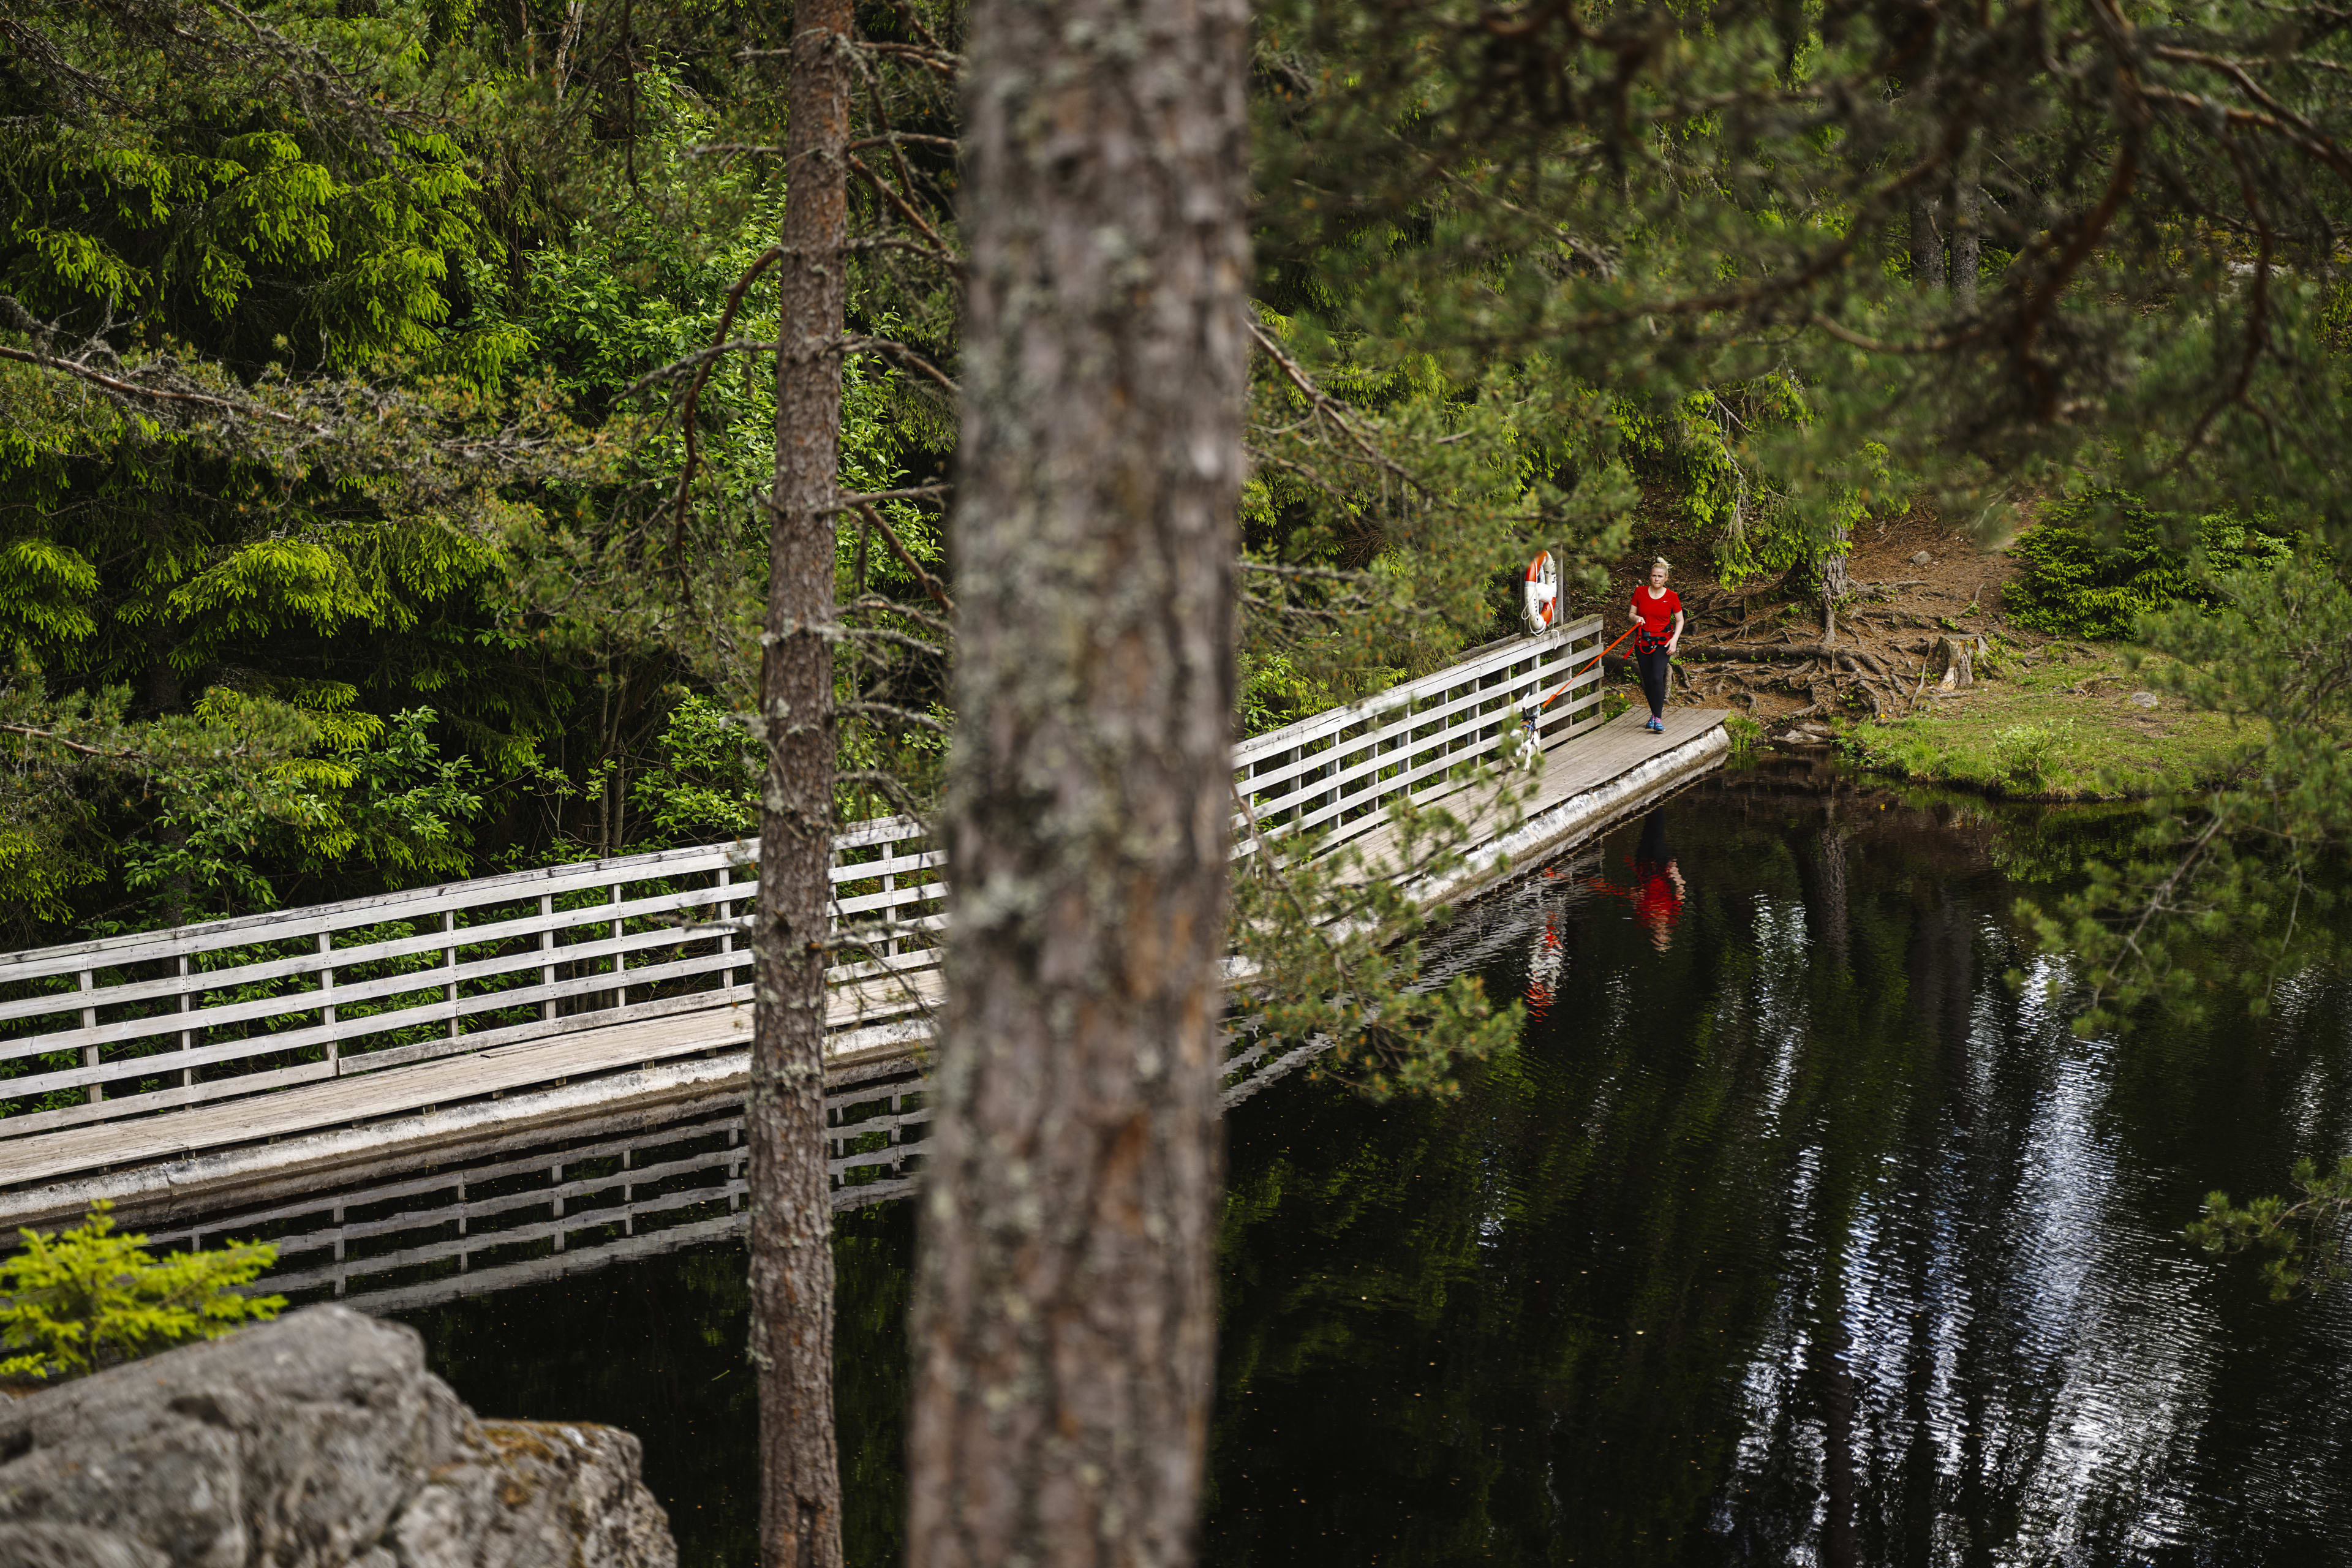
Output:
[1631, 809, 1686, 952]
[1211, 764, 2352, 1566]
[1580, 809, 1689, 954]
[217, 760, 2351, 1567]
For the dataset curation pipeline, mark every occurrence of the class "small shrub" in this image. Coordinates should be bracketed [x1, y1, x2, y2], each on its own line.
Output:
[0, 1202, 283, 1383]
[1991, 720, 2072, 790]
[2008, 490, 2293, 639]
[1722, 713, 1762, 758]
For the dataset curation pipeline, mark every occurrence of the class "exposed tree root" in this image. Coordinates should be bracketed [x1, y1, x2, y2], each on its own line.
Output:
[1669, 594, 1971, 733]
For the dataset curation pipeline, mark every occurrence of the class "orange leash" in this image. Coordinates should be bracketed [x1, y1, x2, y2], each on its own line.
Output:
[1522, 625, 1635, 717]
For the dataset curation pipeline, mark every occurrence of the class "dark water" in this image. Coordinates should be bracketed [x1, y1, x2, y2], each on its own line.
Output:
[387, 761, 2352, 1567]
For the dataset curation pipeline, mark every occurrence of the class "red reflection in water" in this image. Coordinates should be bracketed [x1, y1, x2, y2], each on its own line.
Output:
[1584, 811, 1686, 952]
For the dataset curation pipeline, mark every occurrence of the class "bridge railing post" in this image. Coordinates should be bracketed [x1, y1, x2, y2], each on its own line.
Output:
[318, 934, 336, 1072]
[611, 881, 627, 1010]
[540, 894, 556, 1021]
[78, 968, 96, 1106]
[717, 864, 738, 997]
[443, 911, 459, 1041]
[178, 953, 194, 1088]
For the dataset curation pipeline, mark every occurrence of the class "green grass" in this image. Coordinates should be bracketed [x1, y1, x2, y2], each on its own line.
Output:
[1845, 640, 2266, 800]
[1723, 713, 1763, 758]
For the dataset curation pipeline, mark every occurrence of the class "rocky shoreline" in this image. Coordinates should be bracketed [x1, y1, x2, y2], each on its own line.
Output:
[0, 1307, 675, 1568]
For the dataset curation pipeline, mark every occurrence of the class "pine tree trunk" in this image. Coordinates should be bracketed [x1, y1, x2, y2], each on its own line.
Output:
[1951, 129, 1982, 311]
[747, 4, 853, 1567]
[906, 0, 1250, 1561]
[1811, 819, 1851, 969]
[1815, 533, 1852, 643]
[1909, 189, 1944, 290]
[1908, 72, 1945, 292]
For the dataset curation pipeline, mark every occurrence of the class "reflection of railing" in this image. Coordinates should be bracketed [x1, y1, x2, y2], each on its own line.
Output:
[140, 1063, 931, 1316]
[0, 616, 1601, 1147]
[137, 1016, 1341, 1315]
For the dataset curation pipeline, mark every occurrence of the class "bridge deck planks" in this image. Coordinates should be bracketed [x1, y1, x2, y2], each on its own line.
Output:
[0, 1012, 742, 1191]
[0, 968, 948, 1193]
[1341, 705, 1730, 882]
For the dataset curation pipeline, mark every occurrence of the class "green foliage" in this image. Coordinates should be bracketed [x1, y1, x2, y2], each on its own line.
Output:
[0, 660, 488, 927]
[1609, 380, 1879, 592]
[0, 15, 941, 925]
[2187, 1158, 2352, 1301]
[0, 0, 630, 929]
[2007, 491, 2296, 639]
[629, 693, 758, 846]
[1616, 390, 1755, 543]
[1231, 755, 1537, 1101]
[119, 701, 487, 921]
[491, 77, 944, 837]
[1987, 720, 2070, 791]
[0, 1202, 282, 1382]
[2019, 552, 2352, 1035]
[0, 10, 514, 378]
[1237, 312, 1634, 701]
[1239, 652, 1349, 740]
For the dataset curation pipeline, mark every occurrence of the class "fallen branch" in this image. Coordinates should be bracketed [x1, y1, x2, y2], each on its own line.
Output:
[0, 721, 130, 760]
[837, 484, 951, 508]
[1691, 640, 1841, 660]
[0, 343, 311, 428]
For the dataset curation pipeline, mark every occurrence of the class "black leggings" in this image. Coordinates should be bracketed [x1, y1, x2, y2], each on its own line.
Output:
[1636, 646, 1671, 719]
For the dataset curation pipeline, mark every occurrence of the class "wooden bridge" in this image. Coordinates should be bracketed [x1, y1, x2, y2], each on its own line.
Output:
[0, 616, 1730, 1230]
[123, 846, 1612, 1314]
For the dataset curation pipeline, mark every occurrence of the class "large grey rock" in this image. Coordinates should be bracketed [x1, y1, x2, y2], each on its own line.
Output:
[0, 1526, 165, 1568]
[0, 1306, 673, 1568]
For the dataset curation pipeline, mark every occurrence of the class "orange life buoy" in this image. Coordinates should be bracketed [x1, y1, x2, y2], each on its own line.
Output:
[1522, 550, 1558, 635]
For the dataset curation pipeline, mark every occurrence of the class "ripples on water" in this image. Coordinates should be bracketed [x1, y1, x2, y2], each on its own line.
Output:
[248, 759, 2352, 1566]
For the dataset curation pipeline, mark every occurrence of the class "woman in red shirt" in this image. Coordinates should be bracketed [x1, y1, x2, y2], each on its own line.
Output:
[1630, 557, 1683, 733]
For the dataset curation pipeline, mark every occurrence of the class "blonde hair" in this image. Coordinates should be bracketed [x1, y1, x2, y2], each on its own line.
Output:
[1650, 557, 1671, 576]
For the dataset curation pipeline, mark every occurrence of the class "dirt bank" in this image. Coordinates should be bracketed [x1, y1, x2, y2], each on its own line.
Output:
[1580, 507, 2259, 800]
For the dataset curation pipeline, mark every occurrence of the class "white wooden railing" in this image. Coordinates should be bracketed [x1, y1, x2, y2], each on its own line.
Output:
[0, 616, 1600, 1141]
[0, 818, 940, 1140]
[1232, 616, 1602, 850]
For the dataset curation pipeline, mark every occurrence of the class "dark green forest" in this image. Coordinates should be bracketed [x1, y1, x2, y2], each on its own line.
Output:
[11, 5, 2352, 1563]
